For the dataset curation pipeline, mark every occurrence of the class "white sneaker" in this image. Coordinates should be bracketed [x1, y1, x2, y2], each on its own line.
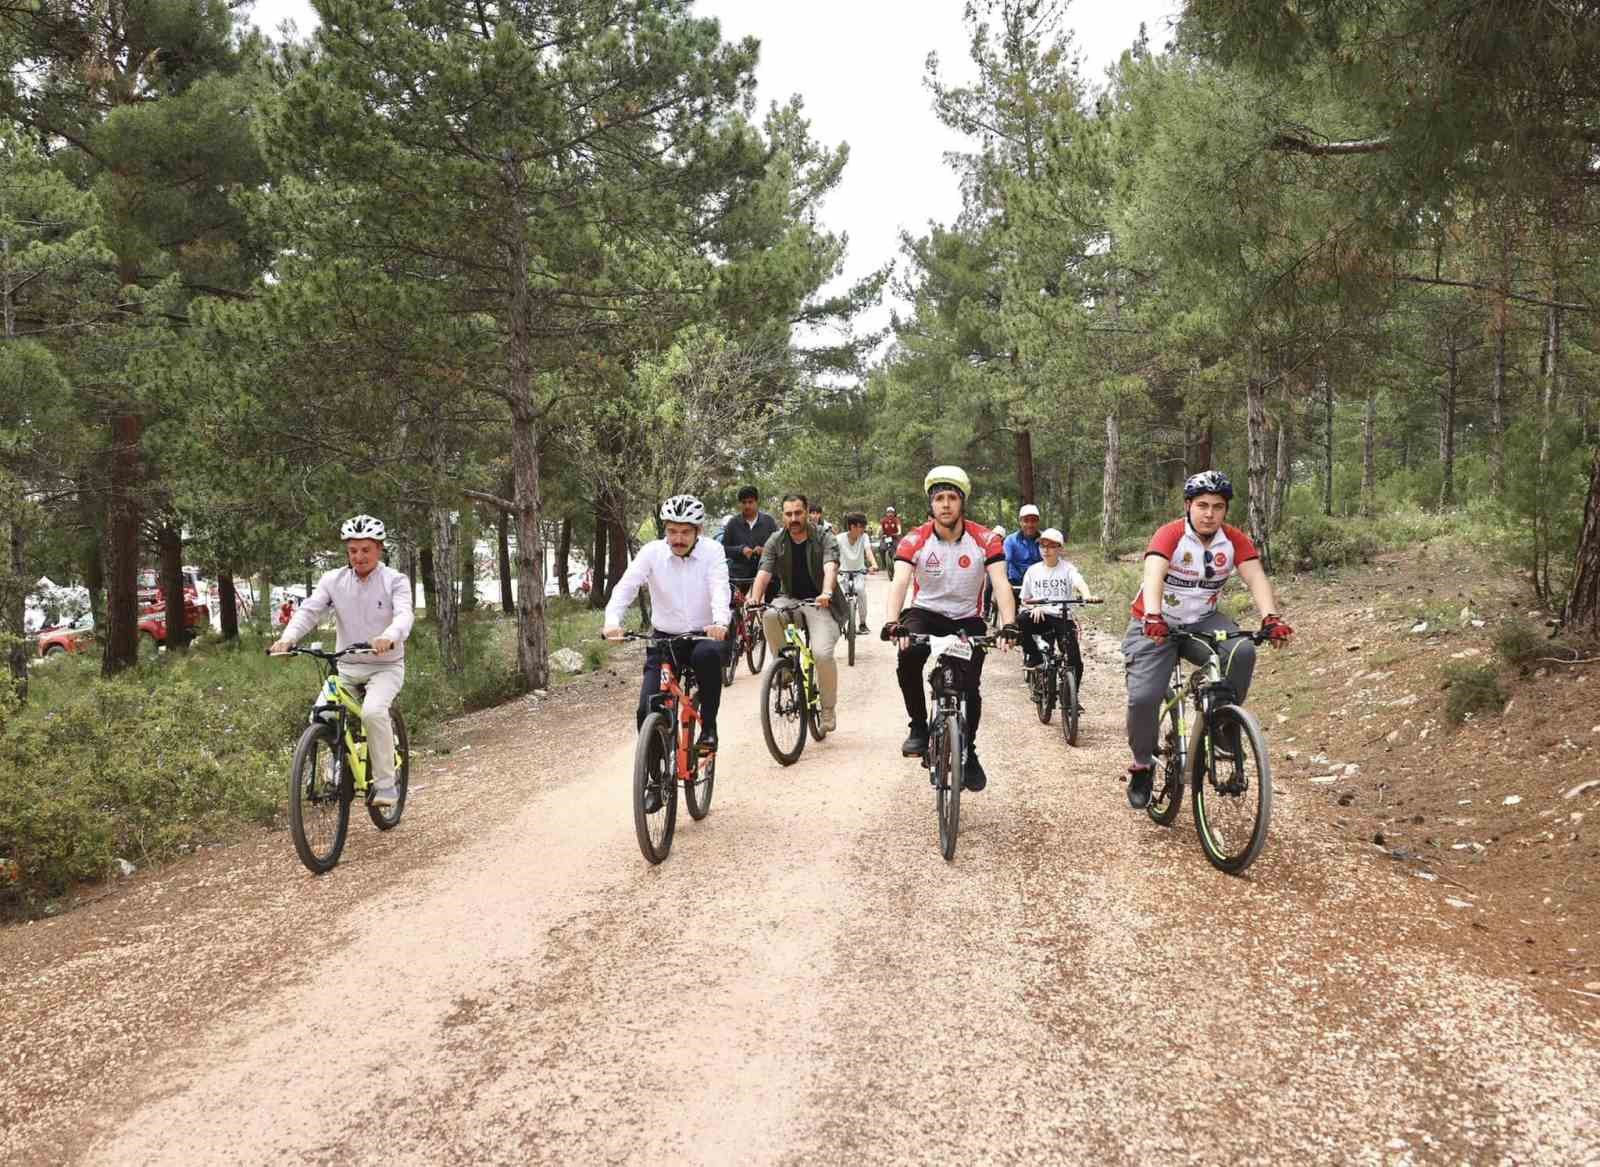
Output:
[821, 709, 837, 733]
[371, 783, 399, 809]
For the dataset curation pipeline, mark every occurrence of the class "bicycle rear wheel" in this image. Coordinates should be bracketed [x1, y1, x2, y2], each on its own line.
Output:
[760, 656, 807, 765]
[1192, 705, 1272, 874]
[684, 722, 716, 821]
[935, 714, 964, 861]
[721, 633, 738, 687]
[846, 601, 857, 666]
[745, 627, 767, 674]
[1060, 669, 1080, 747]
[1148, 693, 1185, 826]
[288, 723, 350, 874]
[632, 713, 678, 863]
[367, 708, 410, 830]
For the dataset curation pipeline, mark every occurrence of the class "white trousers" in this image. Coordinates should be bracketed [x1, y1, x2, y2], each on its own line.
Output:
[339, 660, 406, 788]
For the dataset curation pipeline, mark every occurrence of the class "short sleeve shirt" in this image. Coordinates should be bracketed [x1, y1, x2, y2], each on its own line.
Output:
[896, 519, 1004, 619]
[837, 533, 871, 573]
[1131, 520, 1260, 624]
[1021, 559, 1088, 605]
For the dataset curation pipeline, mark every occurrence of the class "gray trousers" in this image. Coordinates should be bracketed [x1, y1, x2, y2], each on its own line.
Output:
[1121, 612, 1255, 769]
[340, 660, 405, 789]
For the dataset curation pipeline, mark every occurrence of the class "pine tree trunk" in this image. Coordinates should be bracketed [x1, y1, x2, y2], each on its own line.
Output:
[1062, 461, 1075, 541]
[587, 499, 609, 612]
[218, 569, 239, 641]
[498, 507, 514, 613]
[4, 512, 27, 704]
[1247, 366, 1272, 572]
[1321, 367, 1334, 517]
[1099, 411, 1120, 556]
[555, 516, 572, 598]
[1538, 300, 1562, 601]
[256, 568, 271, 632]
[405, 545, 418, 610]
[158, 523, 189, 653]
[1439, 343, 1459, 509]
[84, 527, 104, 633]
[102, 414, 142, 675]
[459, 504, 479, 612]
[430, 507, 463, 675]
[1269, 418, 1289, 530]
[606, 512, 629, 602]
[1564, 445, 1600, 640]
[1490, 295, 1508, 497]
[1014, 428, 1037, 505]
[418, 546, 436, 619]
[1361, 392, 1377, 517]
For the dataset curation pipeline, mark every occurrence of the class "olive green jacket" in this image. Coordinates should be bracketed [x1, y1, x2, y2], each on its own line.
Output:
[758, 524, 844, 627]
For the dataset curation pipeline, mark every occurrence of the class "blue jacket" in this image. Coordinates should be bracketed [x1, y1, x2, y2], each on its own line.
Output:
[1003, 530, 1042, 585]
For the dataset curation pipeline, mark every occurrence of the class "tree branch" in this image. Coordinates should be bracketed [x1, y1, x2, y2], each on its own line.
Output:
[1269, 133, 1392, 156]
[1391, 273, 1590, 312]
[464, 487, 516, 513]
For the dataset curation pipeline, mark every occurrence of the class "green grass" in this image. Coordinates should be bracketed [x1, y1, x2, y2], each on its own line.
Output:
[0, 600, 617, 918]
[1442, 662, 1507, 724]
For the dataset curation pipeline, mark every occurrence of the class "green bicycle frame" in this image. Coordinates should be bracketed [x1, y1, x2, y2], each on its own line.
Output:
[309, 672, 388, 792]
[1163, 632, 1252, 767]
[778, 613, 821, 710]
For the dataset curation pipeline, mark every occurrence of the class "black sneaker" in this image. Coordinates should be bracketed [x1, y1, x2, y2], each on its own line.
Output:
[642, 783, 664, 815]
[858, 623, 868, 634]
[1127, 765, 1153, 809]
[697, 728, 718, 756]
[963, 751, 987, 792]
[902, 726, 929, 757]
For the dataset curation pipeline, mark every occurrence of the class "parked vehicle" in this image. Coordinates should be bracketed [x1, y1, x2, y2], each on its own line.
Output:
[137, 568, 209, 632]
[36, 613, 96, 657]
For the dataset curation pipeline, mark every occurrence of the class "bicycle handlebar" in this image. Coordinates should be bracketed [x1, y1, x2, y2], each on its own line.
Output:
[1167, 627, 1275, 648]
[602, 631, 711, 644]
[269, 641, 379, 661]
[899, 632, 1008, 649]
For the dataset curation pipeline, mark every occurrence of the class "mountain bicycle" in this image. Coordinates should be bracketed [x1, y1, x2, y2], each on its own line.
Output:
[751, 601, 827, 765]
[1022, 597, 1103, 745]
[1147, 627, 1276, 875]
[277, 642, 410, 875]
[900, 631, 1003, 861]
[612, 632, 718, 864]
[725, 584, 766, 681]
[840, 569, 869, 666]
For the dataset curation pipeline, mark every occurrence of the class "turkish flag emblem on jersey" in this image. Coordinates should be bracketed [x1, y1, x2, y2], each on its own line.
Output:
[1213, 551, 1228, 567]
[958, 555, 972, 568]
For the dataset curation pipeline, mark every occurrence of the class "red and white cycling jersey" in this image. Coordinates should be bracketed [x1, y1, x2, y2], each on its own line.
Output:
[896, 519, 1004, 619]
[1130, 519, 1259, 625]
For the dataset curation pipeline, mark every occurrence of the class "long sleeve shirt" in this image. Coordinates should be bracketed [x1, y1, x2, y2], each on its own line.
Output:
[1003, 531, 1043, 585]
[282, 563, 414, 663]
[722, 511, 778, 580]
[605, 537, 731, 635]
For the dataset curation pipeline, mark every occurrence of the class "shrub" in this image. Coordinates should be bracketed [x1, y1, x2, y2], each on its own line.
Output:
[1277, 514, 1380, 572]
[1442, 662, 1506, 724]
[1494, 620, 1549, 672]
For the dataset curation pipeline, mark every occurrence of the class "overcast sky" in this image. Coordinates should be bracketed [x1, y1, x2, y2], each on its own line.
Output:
[245, 0, 1179, 351]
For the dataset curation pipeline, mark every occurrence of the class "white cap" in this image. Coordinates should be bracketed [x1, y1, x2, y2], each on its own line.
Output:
[993, 525, 1007, 537]
[1040, 527, 1065, 545]
[1018, 504, 1041, 519]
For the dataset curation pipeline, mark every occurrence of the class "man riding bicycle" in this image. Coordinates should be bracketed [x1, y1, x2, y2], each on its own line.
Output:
[837, 511, 880, 634]
[1019, 527, 1100, 684]
[603, 495, 731, 774]
[879, 505, 901, 554]
[1003, 505, 1043, 596]
[271, 515, 414, 808]
[882, 466, 1018, 792]
[748, 493, 844, 733]
[1123, 470, 1293, 809]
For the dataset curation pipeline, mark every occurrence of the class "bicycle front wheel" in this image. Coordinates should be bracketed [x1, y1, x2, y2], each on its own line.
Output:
[760, 656, 807, 765]
[936, 715, 964, 861]
[684, 722, 716, 821]
[633, 713, 678, 863]
[367, 708, 410, 831]
[1060, 669, 1080, 747]
[288, 722, 350, 874]
[1034, 662, 1054, 724]
[1148, 693, 1185, 826]
[1192, 705, 1272, 874]
[846, 604, 857, 667]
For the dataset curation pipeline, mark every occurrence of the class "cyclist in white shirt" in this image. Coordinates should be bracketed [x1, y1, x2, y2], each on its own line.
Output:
[603, 494, 731, 756]
[271, 514, 414, 808]
[1019, 527, 1099, 689]
[836, 511, 880, 633]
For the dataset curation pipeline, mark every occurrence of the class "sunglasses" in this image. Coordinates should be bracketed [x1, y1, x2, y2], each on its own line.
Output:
[1203, 550, 1216, 580]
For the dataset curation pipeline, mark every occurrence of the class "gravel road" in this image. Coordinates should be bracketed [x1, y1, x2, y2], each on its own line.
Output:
[5, 578, 1598, 1165]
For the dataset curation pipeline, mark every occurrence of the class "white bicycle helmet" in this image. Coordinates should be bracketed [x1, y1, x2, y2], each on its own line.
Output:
[659, 494, 707, 526]
[340, 514, 387, 541]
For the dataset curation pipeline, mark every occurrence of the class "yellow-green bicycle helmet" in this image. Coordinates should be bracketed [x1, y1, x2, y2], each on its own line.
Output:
[923, 464, 971, 500]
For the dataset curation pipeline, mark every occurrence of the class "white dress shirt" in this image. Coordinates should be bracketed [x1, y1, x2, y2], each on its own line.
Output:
[282, 563, 414, 662]
[605, 537, 731, 634]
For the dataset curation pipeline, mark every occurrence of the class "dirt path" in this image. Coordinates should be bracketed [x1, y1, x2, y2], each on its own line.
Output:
[5, 578, 1598, 1165]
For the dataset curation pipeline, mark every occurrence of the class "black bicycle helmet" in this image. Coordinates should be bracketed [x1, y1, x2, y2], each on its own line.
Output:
[1183, 470, 1233, 501]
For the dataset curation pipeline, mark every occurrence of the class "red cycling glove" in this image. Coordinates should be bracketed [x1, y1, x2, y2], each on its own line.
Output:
[1142, 614, 1170, 641]
[1261, 614, 1294, 644]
